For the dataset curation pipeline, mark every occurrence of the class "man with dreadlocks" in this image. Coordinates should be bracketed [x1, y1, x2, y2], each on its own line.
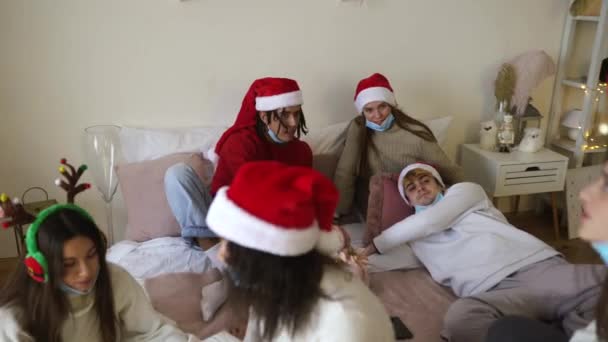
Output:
[164, 77, 312, 251]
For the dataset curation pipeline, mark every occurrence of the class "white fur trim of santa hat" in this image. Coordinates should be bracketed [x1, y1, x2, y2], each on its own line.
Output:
[255, 90, 303, 111]
[354, 87, 396, 114]
[398, 163, 445, 205]
[207, 187, 330, 256]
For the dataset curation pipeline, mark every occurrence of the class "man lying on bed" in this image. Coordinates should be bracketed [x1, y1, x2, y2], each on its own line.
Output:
[164, 77, 312, 252]
[363, 163, 604, 342]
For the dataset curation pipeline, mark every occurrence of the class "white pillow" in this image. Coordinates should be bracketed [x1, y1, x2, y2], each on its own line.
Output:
[120, 122, 353, 165]
[424, 116, 453, 147]
[119, 116, 451, 164]
[120, 126, 227, 163]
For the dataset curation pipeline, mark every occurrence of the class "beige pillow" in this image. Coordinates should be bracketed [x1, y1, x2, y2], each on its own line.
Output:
[117, 152, 213, 242]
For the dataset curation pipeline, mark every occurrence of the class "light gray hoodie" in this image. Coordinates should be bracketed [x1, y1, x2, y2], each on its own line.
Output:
[373, 182, 559, 297]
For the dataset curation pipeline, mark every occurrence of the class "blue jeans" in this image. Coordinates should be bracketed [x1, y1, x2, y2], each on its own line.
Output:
[164, 162, 217, 243]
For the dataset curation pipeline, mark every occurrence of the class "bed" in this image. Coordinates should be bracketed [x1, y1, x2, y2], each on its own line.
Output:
[107, 224, 455, 341]
[106, 120, 457, 341]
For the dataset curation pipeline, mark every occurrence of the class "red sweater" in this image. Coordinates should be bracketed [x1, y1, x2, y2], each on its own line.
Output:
[210, 128, 313, 195]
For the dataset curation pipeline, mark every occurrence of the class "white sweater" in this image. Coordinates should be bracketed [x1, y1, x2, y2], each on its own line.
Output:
[373, 182, 559, 297]
[243, 266, 394, 342]
[0, 263, 237, 342]
[570, 321, 598, 342]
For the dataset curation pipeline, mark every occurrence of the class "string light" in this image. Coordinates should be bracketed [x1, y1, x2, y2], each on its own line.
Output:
[574, 82, 608, 152]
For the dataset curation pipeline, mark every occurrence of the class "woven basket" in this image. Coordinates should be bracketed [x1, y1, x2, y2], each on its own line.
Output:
[570, 0, 602, 16]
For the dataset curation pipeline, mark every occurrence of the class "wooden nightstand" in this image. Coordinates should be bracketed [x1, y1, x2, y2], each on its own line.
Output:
[461, 144, 569, 239]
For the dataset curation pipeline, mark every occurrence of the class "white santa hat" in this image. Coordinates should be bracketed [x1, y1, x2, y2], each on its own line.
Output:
[354, 73, 397, 114]
[206, 161, 344, 256]
[398, 163, 445, 205]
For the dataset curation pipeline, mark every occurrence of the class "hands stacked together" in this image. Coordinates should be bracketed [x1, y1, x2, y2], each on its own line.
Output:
[334, 225, 370, 285]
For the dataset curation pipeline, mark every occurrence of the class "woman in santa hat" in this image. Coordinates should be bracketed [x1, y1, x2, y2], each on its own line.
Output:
[206, 161, 394, 342]
[164, 77, 313, 251]
[334, 73, 463, 218]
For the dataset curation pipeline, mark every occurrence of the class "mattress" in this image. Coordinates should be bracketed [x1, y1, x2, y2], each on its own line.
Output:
[107, 224, 456, 341]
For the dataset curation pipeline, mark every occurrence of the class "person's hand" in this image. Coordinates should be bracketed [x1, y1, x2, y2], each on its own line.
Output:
[338, 246, 370, 285]
[362, 243, 378, 257]
[333, 224, 351, 250]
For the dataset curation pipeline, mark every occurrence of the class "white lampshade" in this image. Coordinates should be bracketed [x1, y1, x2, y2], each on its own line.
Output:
[562, 110, 583, 141]
[562, 109, 582, 129]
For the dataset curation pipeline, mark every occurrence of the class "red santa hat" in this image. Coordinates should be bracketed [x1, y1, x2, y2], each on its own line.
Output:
[206, 161, 344, 256]
[398, 162, 445, 205]
[214, 77, 303, 154]
[354, 73, 397, 114]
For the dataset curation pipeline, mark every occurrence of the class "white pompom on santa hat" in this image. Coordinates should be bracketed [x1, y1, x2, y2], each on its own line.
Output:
[206, 161, 344, 256]
[354, 73, 397, 114]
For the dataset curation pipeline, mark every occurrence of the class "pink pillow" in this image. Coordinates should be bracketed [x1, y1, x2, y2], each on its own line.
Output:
[117, 153, 214, 242]
[144, 270, 247, 339]
[364, 173, 414, 244]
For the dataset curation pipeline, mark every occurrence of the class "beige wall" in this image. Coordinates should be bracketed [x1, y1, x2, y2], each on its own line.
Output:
[0, 0, 568, 256]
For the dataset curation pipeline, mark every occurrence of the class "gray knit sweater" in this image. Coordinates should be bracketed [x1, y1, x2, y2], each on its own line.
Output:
[334, 119, 463, 214]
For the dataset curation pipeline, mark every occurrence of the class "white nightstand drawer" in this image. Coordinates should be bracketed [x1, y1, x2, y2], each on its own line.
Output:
[496, 161, 566, 196]
[461, 144, 569, 240]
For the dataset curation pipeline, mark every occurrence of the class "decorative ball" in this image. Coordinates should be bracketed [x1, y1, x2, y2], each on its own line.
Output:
[1, 222, 10, 229]
[60, 158, 67, 164]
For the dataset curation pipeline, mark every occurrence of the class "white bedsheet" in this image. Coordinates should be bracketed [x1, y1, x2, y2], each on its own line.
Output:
[342, 223, 423, 273]
[107, 224, 421, 285]
[106, 237, 216, 284]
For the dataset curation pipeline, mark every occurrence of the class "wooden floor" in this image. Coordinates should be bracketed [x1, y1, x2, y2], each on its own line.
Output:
[506, 211, 602, 265]
[0, 211, 602, 287]
[0, 257, 18, 287]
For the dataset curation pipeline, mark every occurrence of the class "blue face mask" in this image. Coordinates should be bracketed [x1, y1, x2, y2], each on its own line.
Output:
[414, 193, 444, 214]
[267, 128, 286, 144]
[59, 272, 98, 296]
[225, 267, 243, 288]
[592, 242, 608, 265]
[366, 113, 395, 132]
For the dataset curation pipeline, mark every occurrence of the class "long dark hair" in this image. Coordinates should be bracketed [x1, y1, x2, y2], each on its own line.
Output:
[0, 209, 117, 342]
[224, 241, 338, 340]
[255, 108, 309, 141]
[596, 276, 608, 339]
[355, 106, 436, 176]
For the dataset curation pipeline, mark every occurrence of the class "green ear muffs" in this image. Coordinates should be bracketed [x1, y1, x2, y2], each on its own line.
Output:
[24, 204, 94, 283]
